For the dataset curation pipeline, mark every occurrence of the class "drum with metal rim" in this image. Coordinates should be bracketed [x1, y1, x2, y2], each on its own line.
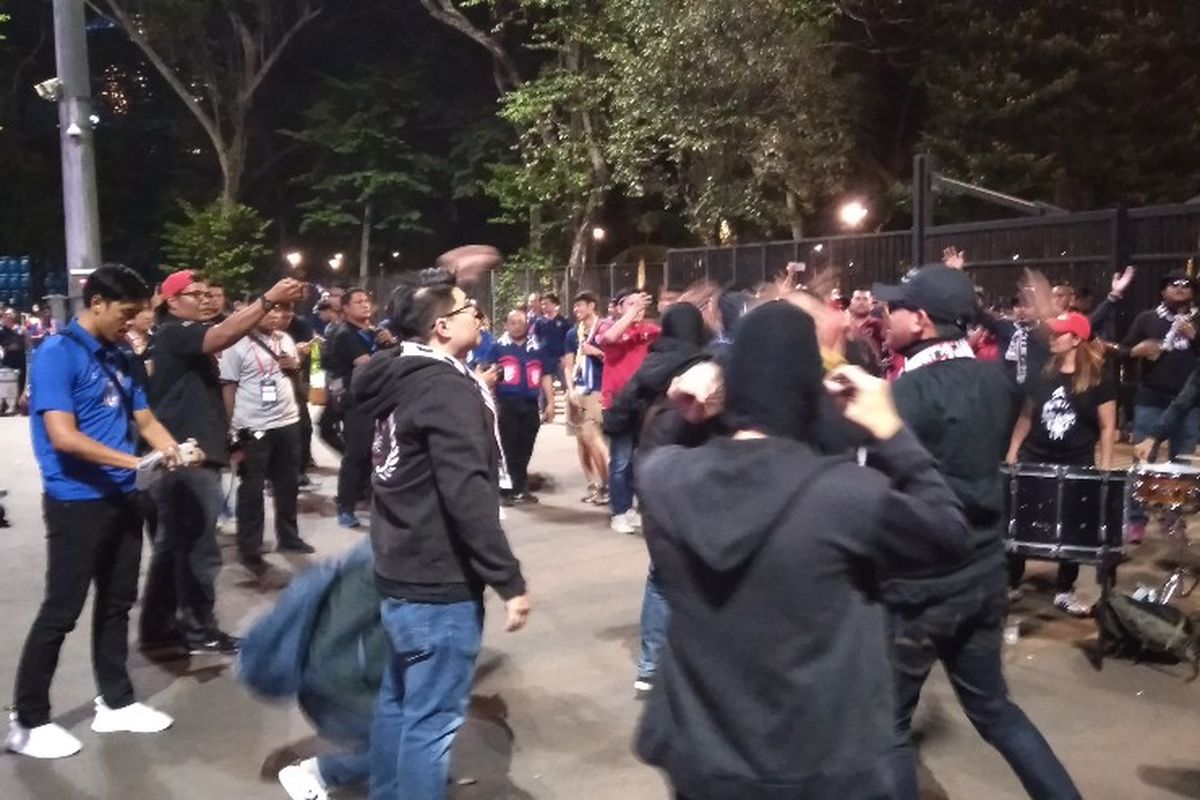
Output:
[1130, 461, 1200, 514]
[1001, 463, 1127, 562]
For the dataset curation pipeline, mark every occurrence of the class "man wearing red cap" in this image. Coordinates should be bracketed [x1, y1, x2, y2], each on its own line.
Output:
[140, 269, 304, 655]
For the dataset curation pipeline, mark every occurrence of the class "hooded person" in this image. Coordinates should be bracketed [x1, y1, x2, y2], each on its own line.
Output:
[634, 300, 969, 800]
[602, 302, 711, 448]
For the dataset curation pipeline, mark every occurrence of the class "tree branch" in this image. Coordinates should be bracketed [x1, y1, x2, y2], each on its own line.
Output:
[241, 4, 321, 105]
[416, 0, 524, 92]
[88, 0, 228, 155]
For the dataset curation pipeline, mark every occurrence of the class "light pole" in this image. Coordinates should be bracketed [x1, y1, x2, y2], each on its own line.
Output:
[838, 200, 869, 230]
[52, 0, 102, 305]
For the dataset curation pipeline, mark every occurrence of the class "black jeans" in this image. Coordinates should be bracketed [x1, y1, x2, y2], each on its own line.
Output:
[319, 395, 346, 454]
[141, 466, 223, 642]
[14, 493, 143, 727]
[337, 406, 373, 515]
[889, 571, 1080, 799]
[1007, 557, 1080, 593]
[236, 423, 303, 557]
[498, 396, 541, 495]
[293, 377, 314, 469]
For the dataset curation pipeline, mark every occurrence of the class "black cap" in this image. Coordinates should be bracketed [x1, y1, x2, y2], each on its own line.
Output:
[873, 265, 976, 334]
[1161, 270, 1197, 293]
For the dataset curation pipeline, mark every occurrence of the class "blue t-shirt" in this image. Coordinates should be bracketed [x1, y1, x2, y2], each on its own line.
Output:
[31, 320, 148, 500]
[563, 323, 603, 394]
[532, 314, 571, 375]
[484, 337, 551, 402]
[468, 330, 496, 368]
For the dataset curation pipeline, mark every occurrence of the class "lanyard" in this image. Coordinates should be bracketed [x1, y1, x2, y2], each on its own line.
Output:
[248, 335, 280, 378]
[61, 328, 136, 443]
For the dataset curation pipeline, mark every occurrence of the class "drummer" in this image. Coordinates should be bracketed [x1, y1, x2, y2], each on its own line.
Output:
[1006, 312, 1117, 616]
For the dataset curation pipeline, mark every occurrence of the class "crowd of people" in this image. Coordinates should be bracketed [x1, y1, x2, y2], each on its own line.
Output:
[4, 244, 1198, 800]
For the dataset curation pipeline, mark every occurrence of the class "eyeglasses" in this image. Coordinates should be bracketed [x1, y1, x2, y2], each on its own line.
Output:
[1169, 280, 1193, 289]
[437, 301, 484, 326]
[177, 290, 212, 301]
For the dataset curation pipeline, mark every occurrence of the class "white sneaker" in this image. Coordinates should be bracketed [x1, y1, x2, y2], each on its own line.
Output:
[279, 758, 329, 800]
[6, 715, 82, 759]
[611, 514, 636, 535]
[1053, 592, 1091, 618]
[91, 697, 173, 734]
[626, 510, 643, 529]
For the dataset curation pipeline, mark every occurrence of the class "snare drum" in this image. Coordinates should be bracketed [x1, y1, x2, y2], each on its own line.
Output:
[1130, 462, 1200, 513]
[1001, 463, 1127, 562]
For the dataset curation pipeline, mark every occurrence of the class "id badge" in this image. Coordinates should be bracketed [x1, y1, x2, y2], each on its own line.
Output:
[261, 380, 279, 406]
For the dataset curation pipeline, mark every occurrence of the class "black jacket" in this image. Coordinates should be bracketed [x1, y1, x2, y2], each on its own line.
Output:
[603, 336, 709, 443]
[353, 348, 525, 603]
[885, 350, 1019, 605]
[635, 431, 967, 800]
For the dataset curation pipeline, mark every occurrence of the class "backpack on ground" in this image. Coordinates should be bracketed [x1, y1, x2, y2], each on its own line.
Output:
[1097, 593, 1200, 679]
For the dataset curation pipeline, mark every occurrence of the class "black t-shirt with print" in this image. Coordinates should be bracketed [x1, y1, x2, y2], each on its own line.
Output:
[1019, 373, 1116, 467]
[147, 315, 230, 466]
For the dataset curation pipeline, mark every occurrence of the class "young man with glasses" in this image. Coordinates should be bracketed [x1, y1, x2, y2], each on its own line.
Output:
[352, 270, 530, 800]
[140, 269, 305, 655]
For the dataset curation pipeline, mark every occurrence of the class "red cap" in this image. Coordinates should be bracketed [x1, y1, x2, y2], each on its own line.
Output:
[1048, 312, 1090, 340]
[160, 269, 197, 299]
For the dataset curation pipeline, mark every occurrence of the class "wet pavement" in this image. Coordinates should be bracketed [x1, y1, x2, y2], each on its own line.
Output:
[0, 415, 1197, 799]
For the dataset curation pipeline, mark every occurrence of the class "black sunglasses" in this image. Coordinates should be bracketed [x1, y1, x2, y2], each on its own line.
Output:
[1169, 279, 1193, 289]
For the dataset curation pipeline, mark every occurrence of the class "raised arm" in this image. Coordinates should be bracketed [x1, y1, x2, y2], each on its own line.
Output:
[201, 279, 305, 355]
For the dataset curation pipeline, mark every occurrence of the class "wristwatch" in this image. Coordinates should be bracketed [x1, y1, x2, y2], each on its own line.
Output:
[259, 295, 278, 312]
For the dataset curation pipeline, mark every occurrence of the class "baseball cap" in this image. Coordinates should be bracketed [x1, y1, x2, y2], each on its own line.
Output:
[160, 269, 198, 299]
[1048, 312, 1090, 340]
[873, 265, 977, 333]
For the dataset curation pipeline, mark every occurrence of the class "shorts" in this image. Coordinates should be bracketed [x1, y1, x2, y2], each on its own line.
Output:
[566, 392, 603, 437]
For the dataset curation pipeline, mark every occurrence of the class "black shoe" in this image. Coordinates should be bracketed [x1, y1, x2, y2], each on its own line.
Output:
[139, 630, 186, 653]
[187, 630, 240, 655]
[239, 553, 267, 569]
[297, 475, 315, 491]
[512, 492, 539, 506]
[277, 539, 316, 554]
[500, 493, 515, 508]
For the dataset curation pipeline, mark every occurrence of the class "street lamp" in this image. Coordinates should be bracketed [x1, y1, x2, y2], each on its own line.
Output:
[329, 253, 344, 271]
[838, 200, 869, 229]
[285, 251, 303, 269]
[391, 251, 400, 259]
[592, 226, 606, 242]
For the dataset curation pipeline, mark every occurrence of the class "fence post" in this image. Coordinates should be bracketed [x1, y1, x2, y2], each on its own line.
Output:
[912, 153, 934, 266]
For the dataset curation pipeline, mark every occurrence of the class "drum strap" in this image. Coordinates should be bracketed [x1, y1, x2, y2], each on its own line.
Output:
[900, 339, 976, 375]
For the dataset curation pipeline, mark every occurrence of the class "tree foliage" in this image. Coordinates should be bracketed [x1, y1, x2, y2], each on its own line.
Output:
[162, 200, 270, 294]
[284, 69, 444, 278]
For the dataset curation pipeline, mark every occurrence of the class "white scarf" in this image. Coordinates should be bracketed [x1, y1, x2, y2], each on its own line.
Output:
[1158, 304, 1197, 352]
[497, 331, 541, 352]
[1004, 322, 1032, 384]
[392, 342, 512, 491]
[900, 339, 977, 375]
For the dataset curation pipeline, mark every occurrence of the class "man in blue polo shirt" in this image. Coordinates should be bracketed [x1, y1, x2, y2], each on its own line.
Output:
[482, 308, 555, 505]
[8, 265, 188, 760]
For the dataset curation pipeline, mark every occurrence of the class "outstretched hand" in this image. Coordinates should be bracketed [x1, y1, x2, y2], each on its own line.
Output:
[1111, 266, 1135, 297]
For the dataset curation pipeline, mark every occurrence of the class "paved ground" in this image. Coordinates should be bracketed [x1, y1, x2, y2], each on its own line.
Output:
[0, 414, 1198, 800]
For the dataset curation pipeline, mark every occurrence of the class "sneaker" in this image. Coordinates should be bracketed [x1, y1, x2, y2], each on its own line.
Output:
[611, 514, 636, 535]
[590, 488, 610, 506]
[277, 539, 316, 554]
[633, 677, 654, 696]
[297, 474, 316, 491]
[6, 715, 82, 759]
[581, 483, 600, 503]
[511, 492, 540, 506]
[336, 511, 361, 529]
[91, 698, 173, 734]
[279, 758, 328, 800]
[626, 510, 643, 529]
[187, 630, 240, 655]
[1126, 521, 1146, 545]
[1053, 592, 1091, 618]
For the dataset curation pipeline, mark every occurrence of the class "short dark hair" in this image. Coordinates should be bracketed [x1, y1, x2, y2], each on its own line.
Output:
[204, 277, 225, 290]
[541, 292, 559, 306]
[84, 264, 151, 305]
[613, 286, 638, 306]
[387, 269, 458, 341]
[573, 291, 598, 306]
[343, 287, 369, 306]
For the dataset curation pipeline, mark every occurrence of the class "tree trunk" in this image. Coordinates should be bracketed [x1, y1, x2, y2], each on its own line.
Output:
[359, 199, 373, 282]
[220, 119, 247, 210]
[567, 191, 601, 282]
[785, 189, 804, 240]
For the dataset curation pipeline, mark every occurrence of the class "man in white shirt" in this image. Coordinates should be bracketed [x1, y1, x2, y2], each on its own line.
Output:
[219, 302, 314, 568]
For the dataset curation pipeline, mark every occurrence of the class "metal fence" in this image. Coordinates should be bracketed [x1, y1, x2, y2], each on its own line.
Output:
[358, 203, 1199, 330]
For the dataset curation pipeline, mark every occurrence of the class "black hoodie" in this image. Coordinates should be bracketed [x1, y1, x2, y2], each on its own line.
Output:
[635, 431, 968, 800]
[352, 347, 525, 603]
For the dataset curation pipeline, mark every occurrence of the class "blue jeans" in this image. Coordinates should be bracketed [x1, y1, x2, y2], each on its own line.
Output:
[369, 598, 483, 800]
[299, 690, 371, 788]
[1129, 405, 1200, 524]
[889, 574, 1079, 800]
[608, 433, 634, 515]
[637, 565, 669, 680]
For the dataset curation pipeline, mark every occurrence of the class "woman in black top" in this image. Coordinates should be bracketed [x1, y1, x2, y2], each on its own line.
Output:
[1006, 312, 1116, 616]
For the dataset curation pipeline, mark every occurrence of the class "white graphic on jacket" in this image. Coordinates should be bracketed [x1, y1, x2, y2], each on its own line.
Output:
[1041, 386, 1076, 441]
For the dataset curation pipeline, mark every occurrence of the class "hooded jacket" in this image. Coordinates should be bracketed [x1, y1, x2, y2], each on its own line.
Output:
[352, 346, 525, 603]
[634, 431, 967, 800]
